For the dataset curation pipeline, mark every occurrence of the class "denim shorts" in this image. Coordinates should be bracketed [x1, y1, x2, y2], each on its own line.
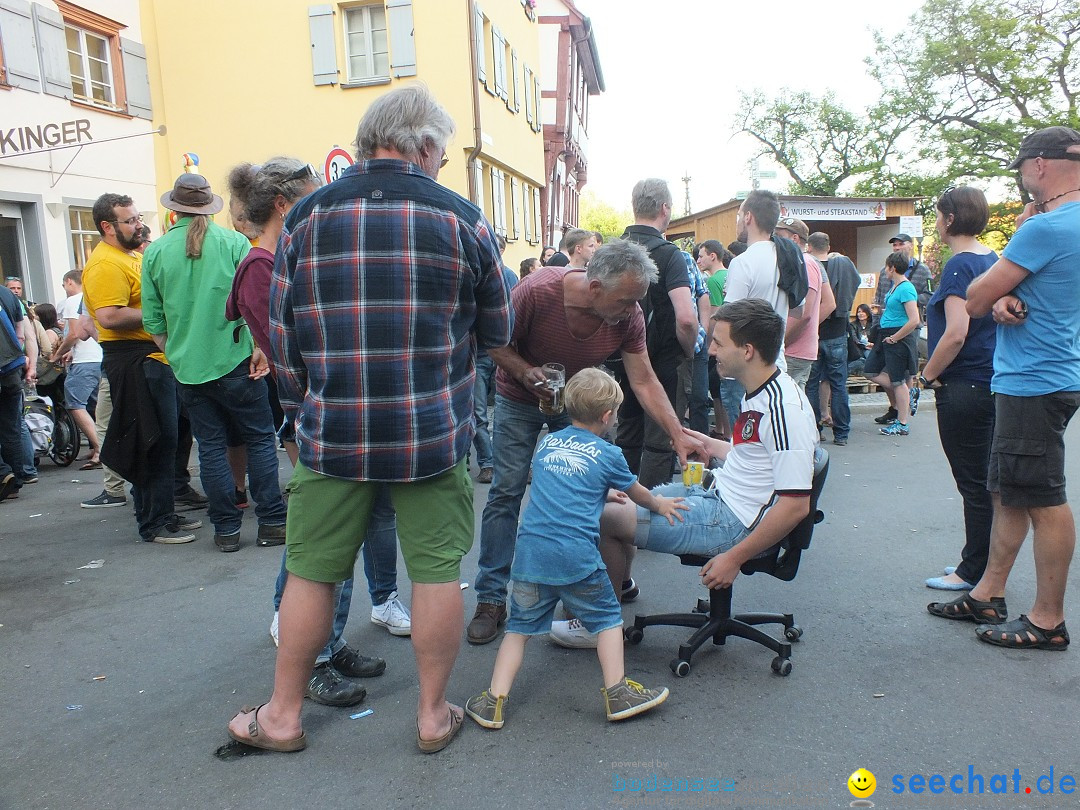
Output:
[506, 569, 623, 636]
[635, 483, 750, 556]
[64, 362, 101, 410]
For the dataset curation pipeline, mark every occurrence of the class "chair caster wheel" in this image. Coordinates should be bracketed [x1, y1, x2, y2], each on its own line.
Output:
[670, 659, 690, 677]
[784, 626, 803, 642]
[624, 627, 644, 645]
[771, 656, 792, 676]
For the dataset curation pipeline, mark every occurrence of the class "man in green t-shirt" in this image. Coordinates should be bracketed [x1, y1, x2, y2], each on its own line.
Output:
[142, 174, 287, 553]
[696, 240, 727, 306]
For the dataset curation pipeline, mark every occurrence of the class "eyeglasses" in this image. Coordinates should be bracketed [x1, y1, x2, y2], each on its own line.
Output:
[440, 154, 450, 168]
[284, 163, 321, 184]
[110, 214, 143, 227]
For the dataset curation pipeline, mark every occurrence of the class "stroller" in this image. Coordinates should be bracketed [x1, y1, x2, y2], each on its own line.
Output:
[24, 387, 81, 467]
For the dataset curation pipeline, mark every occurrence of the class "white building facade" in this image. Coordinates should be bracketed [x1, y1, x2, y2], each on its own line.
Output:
[0, 0, 157, 304]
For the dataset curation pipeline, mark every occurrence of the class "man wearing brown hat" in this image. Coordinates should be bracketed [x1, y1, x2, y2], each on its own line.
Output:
[930, 126, 1080, 652]
[774, 217, 835, 387]
[82, 193, 200, 544]
[142, 174, 288, 553]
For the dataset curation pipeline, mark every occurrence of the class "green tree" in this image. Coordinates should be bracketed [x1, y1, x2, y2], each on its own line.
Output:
[579, 191, 632, 242]
[734, 90, 914, 195]
[869, 0, 1080, 201]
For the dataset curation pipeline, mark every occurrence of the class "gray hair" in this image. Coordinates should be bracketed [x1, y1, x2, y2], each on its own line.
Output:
[585, 239, 658, 289]
[631, 178, 672, 219]
[354, 84, 455, 161]
[240, 157, 323, 228]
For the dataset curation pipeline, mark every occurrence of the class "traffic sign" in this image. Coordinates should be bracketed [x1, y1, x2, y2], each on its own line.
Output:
[324, 148, 354, 185]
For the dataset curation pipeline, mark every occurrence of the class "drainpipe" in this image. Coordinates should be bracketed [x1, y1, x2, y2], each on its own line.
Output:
[466, 0, 483, 204]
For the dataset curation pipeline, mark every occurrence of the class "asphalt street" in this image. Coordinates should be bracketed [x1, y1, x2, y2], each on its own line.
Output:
[2, 396, 1078, 810]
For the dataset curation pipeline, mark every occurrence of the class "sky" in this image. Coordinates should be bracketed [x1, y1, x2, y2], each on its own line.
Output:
[578, 0, 927, 213]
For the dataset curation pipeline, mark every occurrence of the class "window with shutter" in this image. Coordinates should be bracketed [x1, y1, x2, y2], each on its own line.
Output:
[491, 27, 503, 98]
[523, 65, 533, 124]
[510, 49, 520, 113]
[0, 0, 41, 91]
[344, 4, 390, 83]
[474, 4, 486, 85]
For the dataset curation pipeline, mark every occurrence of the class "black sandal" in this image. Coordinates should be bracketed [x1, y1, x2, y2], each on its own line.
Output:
[927, 593, 1007, 624]
[976, 615, 1070, 651]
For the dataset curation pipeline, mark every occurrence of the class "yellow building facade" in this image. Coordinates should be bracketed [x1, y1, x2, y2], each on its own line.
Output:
[139, 0, 546, 269]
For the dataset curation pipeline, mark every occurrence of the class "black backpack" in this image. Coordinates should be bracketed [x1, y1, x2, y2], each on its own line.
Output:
[772, 235, 808, 310]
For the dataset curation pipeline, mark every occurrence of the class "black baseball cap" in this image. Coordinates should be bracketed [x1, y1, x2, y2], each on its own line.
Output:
[888, 233, 912, 244]
[1008, 126, 1080, 170]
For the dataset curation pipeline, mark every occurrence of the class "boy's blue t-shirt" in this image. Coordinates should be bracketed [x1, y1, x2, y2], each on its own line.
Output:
[511, 425, 637, 586]
[926, 251, 997, 385]
[880, 278, 916, 328]
[996, 201, 1080, 396]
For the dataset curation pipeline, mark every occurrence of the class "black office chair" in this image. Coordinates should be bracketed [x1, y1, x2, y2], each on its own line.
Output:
[624, 449, 829, 677]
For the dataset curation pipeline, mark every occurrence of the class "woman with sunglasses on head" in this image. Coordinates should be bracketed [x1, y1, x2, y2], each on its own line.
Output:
[227, 159, 412, 707]
[921, 186, 998, 594]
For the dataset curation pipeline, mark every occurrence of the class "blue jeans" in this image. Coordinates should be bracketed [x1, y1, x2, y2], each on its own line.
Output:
[273, 484, 399, 662]
[718, 378, 743, 424]
[471, 354, 495, 469]
[0, 372, 28, 485]
[176, 360, 287, 535]
[132, 360, 180, 540]
[18, 414, 36, 478]
[475, 394, 570, 605]
[806, 335, 851, 441]
[689, 347, 710, 435]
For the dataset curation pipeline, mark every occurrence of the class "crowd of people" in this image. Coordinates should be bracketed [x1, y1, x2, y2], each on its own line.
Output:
[1, 84, 1077, 752]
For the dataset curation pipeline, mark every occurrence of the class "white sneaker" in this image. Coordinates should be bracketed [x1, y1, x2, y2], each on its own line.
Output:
[370, 592, 412, 636]
[270, 612, 279, 647]
[550, 618, 599, 649]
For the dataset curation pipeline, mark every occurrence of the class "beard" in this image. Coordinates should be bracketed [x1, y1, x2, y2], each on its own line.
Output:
[736, 225, 748, 243]
[116, 229, 144, 251]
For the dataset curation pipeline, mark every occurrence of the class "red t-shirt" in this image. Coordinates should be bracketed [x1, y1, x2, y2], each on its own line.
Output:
[495, 266, 647, 405]
[225, 246, 274, 362]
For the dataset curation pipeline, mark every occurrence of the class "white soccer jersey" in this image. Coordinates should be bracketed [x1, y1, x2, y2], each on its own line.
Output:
[711, 370, 818, 528]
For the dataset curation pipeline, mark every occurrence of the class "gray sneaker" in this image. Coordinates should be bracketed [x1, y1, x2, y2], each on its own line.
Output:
[81, 490, 126, 508]
[465, 690, 508, 729]
[149, 528, 196, 545]
[602, 677, 669, 722]
[166, 514, 203, 532]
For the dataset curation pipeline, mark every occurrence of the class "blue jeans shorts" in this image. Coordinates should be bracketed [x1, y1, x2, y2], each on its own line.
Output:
[506, 569, 623, 636]
[635, 483, 750, 556]
[65, 362, 101, 410]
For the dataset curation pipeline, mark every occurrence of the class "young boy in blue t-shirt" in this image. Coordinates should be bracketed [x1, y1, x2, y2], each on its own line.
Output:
[465, 367, 687, 729]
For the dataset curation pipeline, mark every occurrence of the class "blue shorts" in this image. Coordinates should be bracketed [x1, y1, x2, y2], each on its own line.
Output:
[506, 569, 623, 636]
[65, 362, 101, 410]
[635, 483, 750, 556]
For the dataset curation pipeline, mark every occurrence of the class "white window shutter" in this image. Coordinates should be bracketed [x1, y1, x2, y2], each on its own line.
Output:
[120, 38, 152, 119]
[523, 66, 533, 124]
[31, 3, 70, 98]
[0, 0, 40, 91]
[491, 27, 502, 97]
[386, 0, 416, 78]
[474, 4, 486, 84]
[308, 5, 337, 86]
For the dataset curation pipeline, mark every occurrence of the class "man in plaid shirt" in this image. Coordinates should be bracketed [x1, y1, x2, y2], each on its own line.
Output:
[228, 85, 512, 754]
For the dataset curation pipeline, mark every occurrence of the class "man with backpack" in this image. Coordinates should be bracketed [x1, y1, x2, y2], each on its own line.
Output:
[616, 178, 699, 488]
[0, 282, 37, 500]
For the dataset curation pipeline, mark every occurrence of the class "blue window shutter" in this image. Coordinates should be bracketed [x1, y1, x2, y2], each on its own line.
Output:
[386, 0, 416, 78]
[31, 3, 69, 98]
[0, 0, 39, 90]
[120, 38, 151, 119]
[308, 4, 337, 86]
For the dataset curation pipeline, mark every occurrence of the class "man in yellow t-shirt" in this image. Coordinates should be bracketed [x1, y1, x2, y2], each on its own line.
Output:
[81, 193, 200, 545]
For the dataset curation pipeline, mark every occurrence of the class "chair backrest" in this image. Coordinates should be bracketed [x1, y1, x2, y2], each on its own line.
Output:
[740, 448, 829, 582]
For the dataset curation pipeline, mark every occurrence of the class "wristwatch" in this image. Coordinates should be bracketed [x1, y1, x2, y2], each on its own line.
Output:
[918, 374, 936, 388]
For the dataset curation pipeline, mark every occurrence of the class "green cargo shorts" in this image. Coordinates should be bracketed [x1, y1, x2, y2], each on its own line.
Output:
[284, 459, 474, 584]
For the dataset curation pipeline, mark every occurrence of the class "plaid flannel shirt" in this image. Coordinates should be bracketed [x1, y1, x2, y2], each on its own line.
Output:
[270, 159, 512, 482]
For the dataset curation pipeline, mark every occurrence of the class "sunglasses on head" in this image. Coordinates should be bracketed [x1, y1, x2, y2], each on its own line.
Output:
[284, 163, 321, 184]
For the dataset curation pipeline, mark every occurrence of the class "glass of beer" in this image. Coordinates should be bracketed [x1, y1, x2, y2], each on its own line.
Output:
[538, 363, 566, 416]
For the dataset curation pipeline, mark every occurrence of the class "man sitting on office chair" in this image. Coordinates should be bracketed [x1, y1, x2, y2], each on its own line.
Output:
[597, 298, 819, 607]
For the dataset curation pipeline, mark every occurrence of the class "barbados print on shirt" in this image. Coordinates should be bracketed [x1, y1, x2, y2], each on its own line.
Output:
[511, 425, 637, 585]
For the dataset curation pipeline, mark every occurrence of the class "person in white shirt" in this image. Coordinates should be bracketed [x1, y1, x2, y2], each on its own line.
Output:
[599, 297, 818, 593]
[53, 269, 103, 468]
